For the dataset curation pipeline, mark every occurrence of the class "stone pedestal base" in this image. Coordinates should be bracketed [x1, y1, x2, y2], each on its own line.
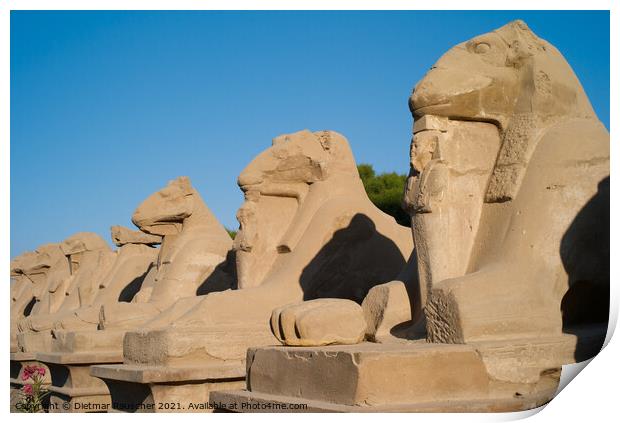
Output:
[52, 329, 126, 354]
[211, 388, 551, 413]
[37, 351, 122, 413]
[211, 327, 605, 413]
[90, 363, 246, 412]
[17, 332, 52, 353]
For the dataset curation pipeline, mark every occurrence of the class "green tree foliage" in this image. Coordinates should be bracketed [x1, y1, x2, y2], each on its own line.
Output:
[357, 164, 410, 227]
[226, 228, 237, 239]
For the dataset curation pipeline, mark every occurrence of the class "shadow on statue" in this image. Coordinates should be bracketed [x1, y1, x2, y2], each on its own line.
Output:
[299, 213, 408, 303]
[560, 176, 610, 361]
[195, 249, 238, 295]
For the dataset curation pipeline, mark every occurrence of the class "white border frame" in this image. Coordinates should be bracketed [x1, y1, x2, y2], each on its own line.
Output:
[2, 2, 616, 422]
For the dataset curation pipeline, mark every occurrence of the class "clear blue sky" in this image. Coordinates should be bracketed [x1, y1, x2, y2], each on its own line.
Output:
[10, 11, 610, 258]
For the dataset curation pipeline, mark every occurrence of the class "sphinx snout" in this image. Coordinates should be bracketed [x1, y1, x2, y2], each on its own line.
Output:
[410, 69, 493, 117]
[131, 212, 142, 224]
[237, 171, 263, 188]
[410, 73, 450, 112]
[131, 211, 149, 228]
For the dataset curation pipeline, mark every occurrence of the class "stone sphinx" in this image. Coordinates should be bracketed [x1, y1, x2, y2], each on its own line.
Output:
[10, 235, 113, 410]
[10, 246, 69, 353]
[11, 250, 46, 323]
[16, 244, 71, 317]
[37, 226, 161, 332]
[123, 130, 413, 361]
[50, 176, 234, 354]
[10, 251, 39, 314]
[214, 21, 609, 412]
[17, 233, 116, 352]
[10, 247, 57, 408]
[408, 20, 609, 343]
[32, 178, 233, 412]
[90, 129, 413, 410]
[96, 176, 234, 329]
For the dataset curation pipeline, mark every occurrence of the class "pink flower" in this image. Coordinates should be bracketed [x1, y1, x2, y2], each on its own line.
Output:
[22, 366, 34, 380]
[22, 384, 33, 396]
[21, 365, 45, 383]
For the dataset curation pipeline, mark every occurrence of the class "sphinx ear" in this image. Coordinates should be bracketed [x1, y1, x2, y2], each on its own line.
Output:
[316, 130, 333, 152]
[317, 130, 349, 157]
[315, 130, 358, 177]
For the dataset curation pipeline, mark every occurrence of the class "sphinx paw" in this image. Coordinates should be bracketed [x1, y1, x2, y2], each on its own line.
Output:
[270, 299, 367, 346]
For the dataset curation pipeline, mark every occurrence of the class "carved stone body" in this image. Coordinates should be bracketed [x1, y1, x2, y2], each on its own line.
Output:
[10, 245, 69, 352]
[49, 230, 160, 332]
[17, 244, 71, 318]
[121, 130, 414, 365]
[95, 177, 234, 331]
[11, 251, 47, 323]
[49, 177, 234, 356]
[218, 21, 609, 413]
[266, 20, 609, 348]
[407, 20, 609, 342]
[17, 233, 115, 352]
